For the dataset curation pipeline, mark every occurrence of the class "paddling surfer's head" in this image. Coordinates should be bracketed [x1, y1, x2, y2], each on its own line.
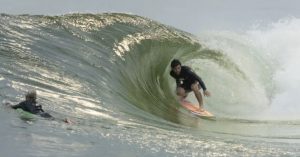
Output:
[25, 90, 37, 103]
[171, 59, 182, 75]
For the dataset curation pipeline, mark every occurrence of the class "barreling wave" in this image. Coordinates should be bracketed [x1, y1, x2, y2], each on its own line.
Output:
[1, 12, 300, 134]
[2, 13, 300, 156]
[0, 12, 290, 122]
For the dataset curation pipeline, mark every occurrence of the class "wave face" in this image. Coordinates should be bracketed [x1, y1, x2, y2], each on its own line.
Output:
[1, 13, 300, 156]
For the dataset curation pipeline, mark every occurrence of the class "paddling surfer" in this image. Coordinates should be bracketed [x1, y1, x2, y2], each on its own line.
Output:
[7, 90, 72, 124]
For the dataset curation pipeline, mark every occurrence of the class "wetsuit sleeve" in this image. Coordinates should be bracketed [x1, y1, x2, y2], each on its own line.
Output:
[170, 71, 181, 87]
[36, 105, 45, 112]
[14, 101, 36, 113]
[186, 69, 207, 91]
[11, 102, 24, 109]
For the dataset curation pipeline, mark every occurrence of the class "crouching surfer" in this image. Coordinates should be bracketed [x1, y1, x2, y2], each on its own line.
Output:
[170, 59, 211, 111]
[6, 90, 73, 124]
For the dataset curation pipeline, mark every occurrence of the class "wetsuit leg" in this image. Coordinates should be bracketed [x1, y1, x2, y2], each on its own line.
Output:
[39, 112, 54, 119]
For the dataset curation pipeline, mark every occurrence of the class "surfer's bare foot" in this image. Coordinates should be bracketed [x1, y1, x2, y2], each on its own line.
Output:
[198, 106, 205, 112]
[63, 118, 74, 124]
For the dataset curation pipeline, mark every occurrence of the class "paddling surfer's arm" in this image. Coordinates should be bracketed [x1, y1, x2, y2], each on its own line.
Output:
[10, 102, 23, 109]
[10, 104, 20, 109]
[10, 101, 40, 114]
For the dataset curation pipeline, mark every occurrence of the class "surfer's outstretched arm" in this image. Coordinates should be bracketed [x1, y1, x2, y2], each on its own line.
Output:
[8, 102, 20, 109]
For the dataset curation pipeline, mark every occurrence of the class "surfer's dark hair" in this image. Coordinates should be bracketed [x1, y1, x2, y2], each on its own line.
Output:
[171, 59, 181, 68]
[26, 90, 37, 100]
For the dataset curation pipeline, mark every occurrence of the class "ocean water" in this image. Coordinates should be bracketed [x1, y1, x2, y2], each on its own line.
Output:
[1, 13, 300, 157]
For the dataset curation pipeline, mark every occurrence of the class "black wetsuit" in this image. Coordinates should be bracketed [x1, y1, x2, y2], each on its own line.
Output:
[12, 100, 53, 118]
[170, 66, 207, 92]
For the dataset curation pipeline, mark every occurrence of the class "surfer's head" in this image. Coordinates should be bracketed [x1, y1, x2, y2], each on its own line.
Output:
[25, 90, 37, 102]
[171, 59, 181, 75]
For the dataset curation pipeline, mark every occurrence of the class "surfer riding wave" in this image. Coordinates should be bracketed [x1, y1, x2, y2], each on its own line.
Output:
[170, 59, 211, 111]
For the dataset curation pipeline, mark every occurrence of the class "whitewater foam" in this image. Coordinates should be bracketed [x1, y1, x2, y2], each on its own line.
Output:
[243, 17, 300, 120]
[198, 17, 300, 120]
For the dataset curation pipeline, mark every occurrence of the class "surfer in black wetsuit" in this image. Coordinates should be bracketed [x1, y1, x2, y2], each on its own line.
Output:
[170, 59, 211, 111]
[10, 90, 53, 119]
[8, 91, 73, 124]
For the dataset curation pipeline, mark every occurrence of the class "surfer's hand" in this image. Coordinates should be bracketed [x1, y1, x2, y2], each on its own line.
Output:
[204, 90, 211, 97]
[4, 102, 12, 107]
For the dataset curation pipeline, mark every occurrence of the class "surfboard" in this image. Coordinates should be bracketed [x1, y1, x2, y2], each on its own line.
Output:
[16, 108, 36, 121]
[180, 99, 215, 120]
